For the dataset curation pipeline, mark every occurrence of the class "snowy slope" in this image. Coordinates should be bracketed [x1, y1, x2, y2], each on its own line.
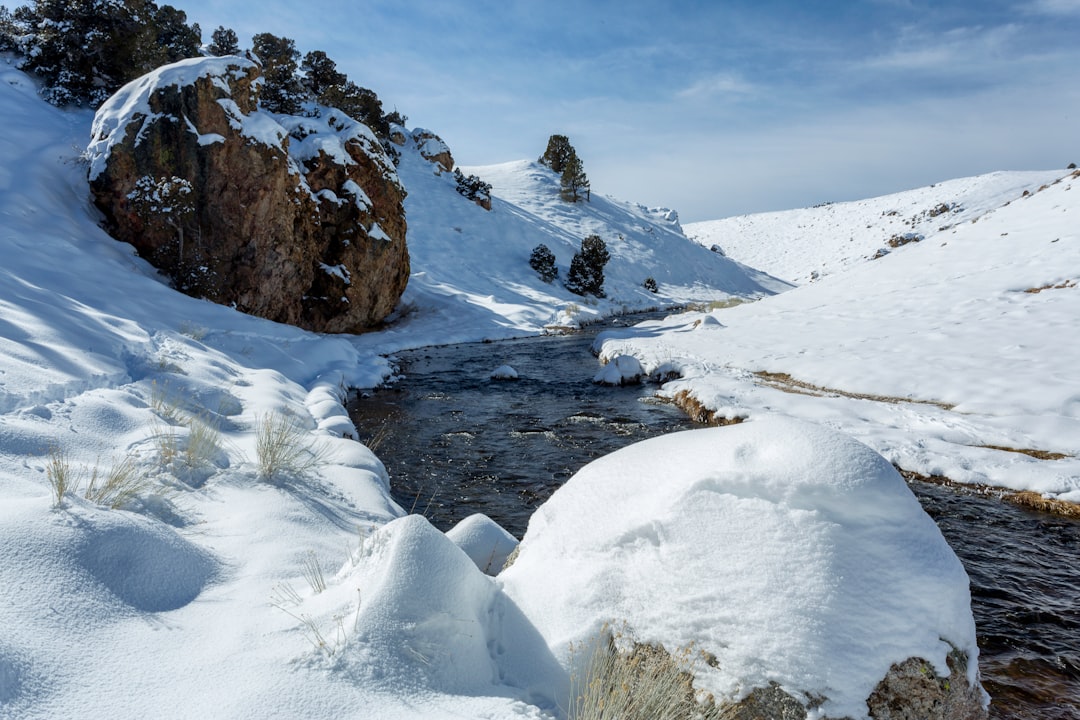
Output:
[596, 168, 1080, 502]
[354, 152, 788, 352]
[687, 170, 1064, 285]
[0, 60, 791, 720]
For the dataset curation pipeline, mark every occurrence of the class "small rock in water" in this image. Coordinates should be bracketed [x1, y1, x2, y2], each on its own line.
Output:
[490, 364, 519, 380]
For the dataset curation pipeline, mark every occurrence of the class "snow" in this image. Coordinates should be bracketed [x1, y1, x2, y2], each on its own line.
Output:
[596, 169, 1080, 502]
[2, 55, 1052, 717]
[490, 364, 520, 380]
[500, 416, 980, 718]
[446, 512, 520, 574]
[592, 354, 644, 386]
[686, 170, 1064, 285]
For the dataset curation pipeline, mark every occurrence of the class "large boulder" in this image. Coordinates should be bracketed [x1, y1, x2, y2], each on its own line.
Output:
[499, 415, 988, 719]
[87, 56, 409, 333]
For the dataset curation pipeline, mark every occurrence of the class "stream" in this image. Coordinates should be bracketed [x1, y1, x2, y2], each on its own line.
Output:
[348, 318, 1079, 720]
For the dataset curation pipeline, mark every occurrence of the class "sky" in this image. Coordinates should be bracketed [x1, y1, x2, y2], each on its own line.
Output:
[178, 0, 1080, 222]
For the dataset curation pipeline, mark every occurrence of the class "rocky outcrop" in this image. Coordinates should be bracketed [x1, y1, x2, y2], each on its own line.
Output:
[87, 56, 408, 333]
[411, 128, 454, 173]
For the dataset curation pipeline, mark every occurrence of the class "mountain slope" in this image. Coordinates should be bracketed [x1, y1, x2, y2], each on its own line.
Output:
[357, 152, 789, 350]
[596, 168, 1080, 502]
[687, 170, 1065, 285]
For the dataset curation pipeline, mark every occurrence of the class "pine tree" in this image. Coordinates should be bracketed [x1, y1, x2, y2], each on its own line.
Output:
[15, 0, 200, 107]
[539, 134, 574, 173]
[529, 244, 558, 283]
[301, 50, 346, 98]
[251, 32, 304, 114]
[565, 234, 609, 297]
[318, 80, 388, 136]
[207, 25, 239, 56]
[559, 150, 590, 203]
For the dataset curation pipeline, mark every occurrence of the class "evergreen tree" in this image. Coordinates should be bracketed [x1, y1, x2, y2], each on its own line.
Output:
[0, 6, 18, 52]
[15, 0, 200, 107]
[318, 80, 388, 136]
[152, 5, 200, 64]
[207, 25, 239, 56]
[565, 234, 609, 297]
[539, 133, 574, 173]
[251, 32, 303, 114]
[301, 50, 345, 98]
[559, 150, 590, 203]
[529, 244, 558, 283]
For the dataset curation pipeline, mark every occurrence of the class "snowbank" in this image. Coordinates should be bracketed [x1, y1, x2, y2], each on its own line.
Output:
[500, 415, 983, 718]
[597, 170, 1080, 502]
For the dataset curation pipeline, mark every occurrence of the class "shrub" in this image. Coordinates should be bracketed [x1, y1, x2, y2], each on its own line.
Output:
[207, 25, 239, 56]
[45, 446, 78, 507]
[529, 244, 558, 283]
[255, 411, 328, 481]
[566, 234, 609, 298]
[84, 454, 149, 509]
[643, 277, 658, 293]
[453, 169, 492, 208]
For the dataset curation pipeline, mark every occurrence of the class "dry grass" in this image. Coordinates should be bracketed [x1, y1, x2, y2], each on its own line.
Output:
[977, 444, 1069, 461]
[1023, 280, 1076, 294]
[897, 467, 1080, 519]
[45, 446, 79, 507]
[255, 411, 329, 481]
[668, 390, 745, 427]
[752, 371, 955, 411]
[84, 454, 149, 509]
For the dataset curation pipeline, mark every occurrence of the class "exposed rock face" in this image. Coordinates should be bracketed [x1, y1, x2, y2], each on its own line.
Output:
[412, 128, 454, 173]
[87, 56, 408, 333]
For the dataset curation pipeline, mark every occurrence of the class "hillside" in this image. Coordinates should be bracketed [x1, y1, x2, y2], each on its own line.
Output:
[687, 170, 1065, 285]
[356, 153, 788, 351]
[0, 61, 787, 719]
[597, 168, 1080, 504]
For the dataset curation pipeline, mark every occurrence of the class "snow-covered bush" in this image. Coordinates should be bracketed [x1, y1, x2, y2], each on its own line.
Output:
[643, 276, 658, 293]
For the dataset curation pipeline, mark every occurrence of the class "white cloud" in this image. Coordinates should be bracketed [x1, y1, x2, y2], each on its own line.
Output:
[1023, 0, 1080, 15]
[676, 72, 756, 100]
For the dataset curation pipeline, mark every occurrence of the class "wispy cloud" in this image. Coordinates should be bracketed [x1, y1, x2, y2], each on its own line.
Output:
[677, 73, 757, 100]
[1022, 0, 1080, 15]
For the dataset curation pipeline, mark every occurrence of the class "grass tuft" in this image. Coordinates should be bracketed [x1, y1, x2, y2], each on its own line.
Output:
[570, 626, 719, 720]
[255, 411, 328, 481]
[84, 454, 149, 509]
[45, 446, 79, 507]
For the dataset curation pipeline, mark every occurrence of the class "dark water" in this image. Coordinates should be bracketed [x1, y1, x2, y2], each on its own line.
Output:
[348, 321, 1080, 719]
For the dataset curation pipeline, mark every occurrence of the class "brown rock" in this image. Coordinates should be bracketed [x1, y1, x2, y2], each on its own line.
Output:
[88, 57, 408, 333]
[412, 128, 454, 173]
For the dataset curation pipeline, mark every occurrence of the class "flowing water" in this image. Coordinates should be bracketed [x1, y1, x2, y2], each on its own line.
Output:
[348, 319, 1080, 719]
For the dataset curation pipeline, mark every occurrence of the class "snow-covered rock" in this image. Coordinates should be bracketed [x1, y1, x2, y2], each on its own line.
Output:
[87, 55, 408, 333]
[445, 512, 519, 574]
[490, 364, 520, 381]
[592, 354, 644, 385]
[500, 415, 986, 719]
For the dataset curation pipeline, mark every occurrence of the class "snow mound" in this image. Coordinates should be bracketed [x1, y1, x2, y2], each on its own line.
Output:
[347, 515, 563, 708]
[490, 364, 520, 381]
[76, 508, 219, 612]
[446, 513, 519, 574]
[500, 415, 980, 719]
[592, 354, 644, 385]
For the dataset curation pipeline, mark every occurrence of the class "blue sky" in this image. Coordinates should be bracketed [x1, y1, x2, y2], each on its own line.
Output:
[180, 0, 1080, 221]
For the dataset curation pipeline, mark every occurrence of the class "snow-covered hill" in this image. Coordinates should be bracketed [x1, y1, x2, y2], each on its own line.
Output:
[687, 170, 1065, 285]
[356, 152, 788, 351]
[597, 168, 1080, 503]
[0, 61, 787, 720]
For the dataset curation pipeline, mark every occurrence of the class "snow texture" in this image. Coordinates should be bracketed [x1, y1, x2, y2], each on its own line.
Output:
[500, 416, 980, 719]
